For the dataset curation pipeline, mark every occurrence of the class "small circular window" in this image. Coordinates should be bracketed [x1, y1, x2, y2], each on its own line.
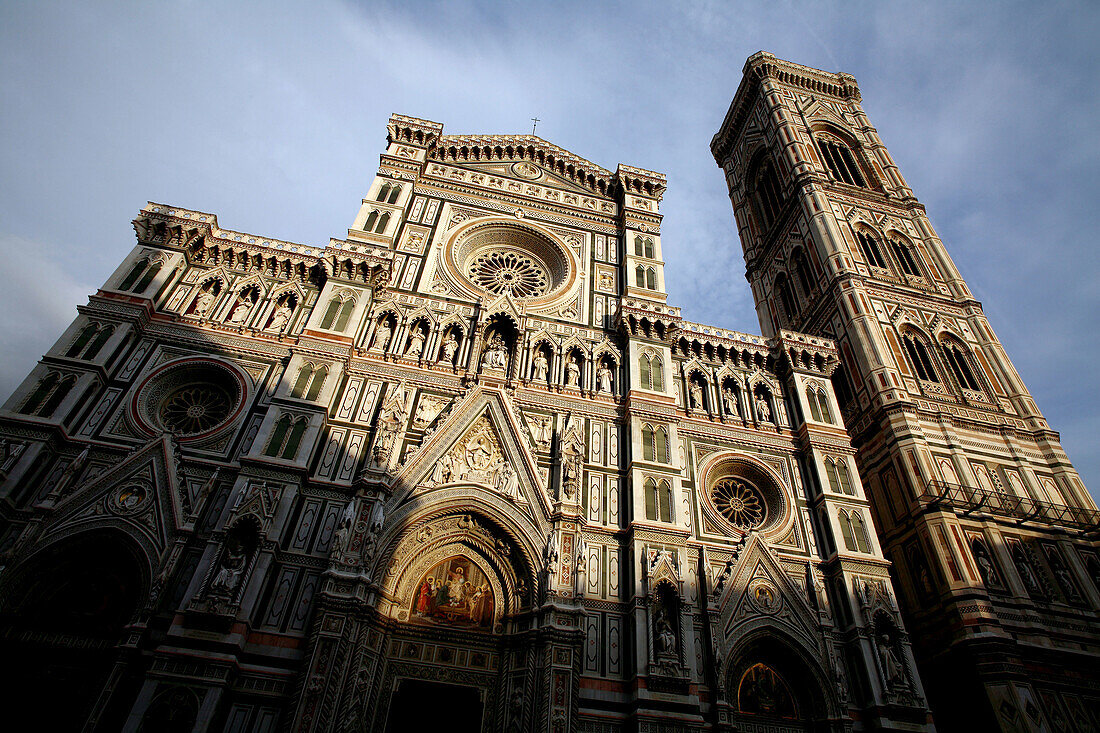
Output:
[132, 359, 247, 441]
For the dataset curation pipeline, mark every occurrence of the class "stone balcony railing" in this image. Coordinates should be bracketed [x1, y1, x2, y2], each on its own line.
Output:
[920, 481, 1100, 533]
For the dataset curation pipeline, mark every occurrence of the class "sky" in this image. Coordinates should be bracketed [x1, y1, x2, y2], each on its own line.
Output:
[1, 1, 1098, 499]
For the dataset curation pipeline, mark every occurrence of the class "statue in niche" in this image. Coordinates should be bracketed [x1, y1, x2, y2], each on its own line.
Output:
[482, 334, 509, 369]
[209, 545, 247, 597]
[722, 386, 740, 416]
[372, 404, 405, 467]
[560, 443, 582, 499]
[227, 293, 251, 324]
[531, 351, 549, 383]
[439, 333, 459, 363]
[756, 393, 772, 421]
[268, 302, 293, 332]
[368, 500, 386, 534]
[565, 360, 580, 387]
[596, 363, 613, 393]
[193, 289, 216, 317]
[877, 631, 905, 688]
[689, 380, 704, 410]
[971, 540, 1002, 588]
[405, 329, 425, 358]
[544, 531, 559, 574]
[371, 320, 393, 353]
[1013, 547, 1042, 596]
[652, 590, 679, 662]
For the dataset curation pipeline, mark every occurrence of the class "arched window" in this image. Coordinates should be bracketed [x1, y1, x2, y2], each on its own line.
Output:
[851, 512, 871, 552]
[816, 136, 866, 187]
[750, 156, 785, 229]
[642, 425, 656, 462]
[658, 480, 673, 522]
[792, 249, 813, 297]
[826, 458, 842, 494]
[376, 183, 391, 202]
[66, 325, 99, 358]
[941, 340, 981, 391]
[775, 273, 796, 321]
[375, 212, 391, 234]
[807, 387, 822, 422]
[265, 415, 309, 459]
[319, 297, 342, 329]
[636, 265, 646, 288]
[645, 267, 656, 290]
[855, 231, 888, 269]
[364, 210, 379, 232]
[839, 509, 857, 551]
[902, 332, 939, 383]
[640, 354, 651, 389]
[19, 373, 59, 415]
[651, 356, 664, 392]
[19, 373, 76, 418]
[334, 299, 356, 331]
[290, 364, 329, 400]
[890, 237, 922, 277]
[836, 460, 854, 495]
[634, 235, 644, 256]
[643, 478, 673, 522]
[119, 257, 163, 293]
[655, 428, 668, 464]
[644, 237, 654, 259]
[817, 391, 832, 424]
[83, 325, 114, 359]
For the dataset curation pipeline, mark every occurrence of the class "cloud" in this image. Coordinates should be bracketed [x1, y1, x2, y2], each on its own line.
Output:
[1, 0, 1097, 498]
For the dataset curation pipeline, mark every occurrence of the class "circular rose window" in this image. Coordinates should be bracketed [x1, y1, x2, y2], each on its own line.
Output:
[711, 478, 766, 529]
[444, 220, 575, 303]
[132, 359, 248, 440]
[702, 455, 790, 536]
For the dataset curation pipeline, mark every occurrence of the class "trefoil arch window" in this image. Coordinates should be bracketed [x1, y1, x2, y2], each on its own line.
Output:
[749, 155, 785, 229]
[775, 273, 796, 322]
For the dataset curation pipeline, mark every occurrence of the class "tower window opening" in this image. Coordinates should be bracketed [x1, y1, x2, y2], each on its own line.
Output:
[902, 334, 939, 383]
[891, 238, 923, 277]
[855, 232, 888, 269]
[817, 137, 866, 187]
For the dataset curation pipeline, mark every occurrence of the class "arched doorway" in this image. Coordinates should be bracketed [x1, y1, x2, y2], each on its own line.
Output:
[725, 634, 834, 732]
[0, 531, 147, 730]
[361, 505, 547, 733]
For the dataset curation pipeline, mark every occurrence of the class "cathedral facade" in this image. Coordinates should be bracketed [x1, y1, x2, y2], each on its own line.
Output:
[0, 53, 1093, 733]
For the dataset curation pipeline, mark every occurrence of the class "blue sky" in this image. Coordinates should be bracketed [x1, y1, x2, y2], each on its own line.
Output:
[2, 1, 1098, 499]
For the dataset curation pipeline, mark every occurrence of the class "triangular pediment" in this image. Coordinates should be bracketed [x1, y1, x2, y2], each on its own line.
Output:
[47, 435, 189, 553]
[717, 534, 819, 646]
[393, 387, 550, 516]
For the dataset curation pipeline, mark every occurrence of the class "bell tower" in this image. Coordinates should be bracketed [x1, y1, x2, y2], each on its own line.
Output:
[712, 52, 1100, 731]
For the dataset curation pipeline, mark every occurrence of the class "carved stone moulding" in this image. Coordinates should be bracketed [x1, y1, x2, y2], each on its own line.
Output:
[128, 356, 252, 444]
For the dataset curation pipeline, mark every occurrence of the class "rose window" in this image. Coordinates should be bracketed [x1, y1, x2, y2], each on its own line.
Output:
[158, 385, 233, 436]
[467, 250, 550, 297]
[445, 220, 573, 302]
[711, 478, 766, 529]
[132, 358, 247, 441]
